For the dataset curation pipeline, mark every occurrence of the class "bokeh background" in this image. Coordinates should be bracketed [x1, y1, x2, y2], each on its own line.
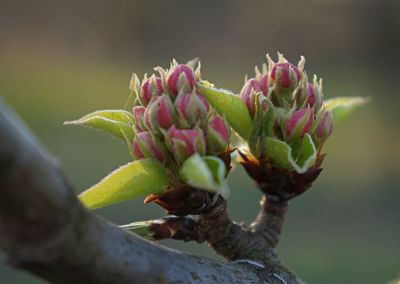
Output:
[1, 0, 399, 283]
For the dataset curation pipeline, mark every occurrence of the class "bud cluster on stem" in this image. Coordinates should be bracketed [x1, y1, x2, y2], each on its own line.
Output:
[130, 60, 231, 166]
[239, 53, 334, 161]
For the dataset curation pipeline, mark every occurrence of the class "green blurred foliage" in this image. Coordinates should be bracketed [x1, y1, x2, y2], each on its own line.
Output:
[0, 1, 399, 283]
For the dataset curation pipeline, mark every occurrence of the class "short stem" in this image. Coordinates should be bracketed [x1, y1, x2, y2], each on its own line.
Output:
[250, 196, 288, 248]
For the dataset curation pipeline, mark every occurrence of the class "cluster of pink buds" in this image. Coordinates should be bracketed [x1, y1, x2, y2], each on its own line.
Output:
[130, 60, 230, 165]
[240, 53, 333, 151]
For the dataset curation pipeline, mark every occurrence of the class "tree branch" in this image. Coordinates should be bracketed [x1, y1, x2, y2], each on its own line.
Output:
[250, 197, 287, 248]
[0, 99, 301, 283]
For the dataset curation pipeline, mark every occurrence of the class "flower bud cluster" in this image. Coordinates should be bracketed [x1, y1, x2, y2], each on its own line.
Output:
[130, 60, 230, 164]
[240, 53, 333, 152]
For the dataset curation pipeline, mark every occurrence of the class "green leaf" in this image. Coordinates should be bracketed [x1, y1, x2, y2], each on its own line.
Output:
[64, 109, 135, 141]
[265, 134, 317, 174]
[197, 81, 252, 140]
[79, 159, 169, 209]
[180, 154, 229, 197]
[324, 97, 368, 125]
[120, 221, 154, 240]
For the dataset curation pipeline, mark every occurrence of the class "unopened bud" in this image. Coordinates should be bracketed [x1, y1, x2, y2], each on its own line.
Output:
[132, 106, 147, 133]
[140, 75, 164, 106]
[270, 62, 302, 92]
[284, 108, 314, 140]
[296, 75, 323, 111]
[312, 109, 333, 146]
[145, 94, 176, 131]
[175, 92, 209, 127]
[133, 132, 168, 163]
[206, 115, 230, 154]
[239, 78, 263, 117]
[167, 64, 196, 95]
[167, 125, 206, 162]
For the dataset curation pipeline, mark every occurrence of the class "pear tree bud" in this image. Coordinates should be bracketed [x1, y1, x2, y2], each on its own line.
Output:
[167, 125, 206, 162]
[175, 91, 209, 127]
[284, 108, 314, 140]
[312, 109, 333, 146]
[139, 75, 164, 106]
[167, 64, 196, 95]
[206, 115, 230, 154]
[132, 106, 147, 133]
[133, 131, 168, 163]
[145, 94, 176, 131]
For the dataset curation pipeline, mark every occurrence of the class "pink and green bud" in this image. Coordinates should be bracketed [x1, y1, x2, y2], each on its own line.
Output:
[167, 125, 206, 162]
[132, 132, 168, 163]
[132, 106, 147, 133]
[312, 109, 333, 146]
[284, 108, 314, 140]
[139, 75, 164, 106]
[206, 115, 230, 154]
[145, 94, 176, 131]
[270, 62, 302, 92]
[296, 76, 323, 111]
[239, 78, 263, 117]
[175, 92, 209, 127]
[167, 64, 196, 95]
[260, 74, 270, 96]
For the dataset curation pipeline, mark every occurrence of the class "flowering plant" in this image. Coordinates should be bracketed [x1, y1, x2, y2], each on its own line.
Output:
[66, 54, 365, 240]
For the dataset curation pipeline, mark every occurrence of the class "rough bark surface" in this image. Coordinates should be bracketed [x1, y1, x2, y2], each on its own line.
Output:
[0, 99, 301, 284]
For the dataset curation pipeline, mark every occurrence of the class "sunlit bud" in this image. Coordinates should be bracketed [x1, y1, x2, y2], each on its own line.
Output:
[145, 94, 176, 131]
[206, 115, 230, 154]
[132, 132, 168, 163]
[167, 125, 206, 162]
[139, 75, 164, 106]
[132, 106, 147, 133]
[239, 78, 263, 117]
[312, 109, 333, 146]
[296, 75, 323, 111]
[175, 92, 209, 127]
[268, 54, 303, 94]
[167, 64, 196, 95]
[284, 108, 314, 140]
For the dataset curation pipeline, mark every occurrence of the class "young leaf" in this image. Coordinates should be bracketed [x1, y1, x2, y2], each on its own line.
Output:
[197, 81, 252, 141]
[64, 109, 135, 141]
[79, 158, 169, 209]
[265, 134, 317, 174]
[324, 96, 368, 125]
[120, 221, 154, 240]
[180, 154, 229, 198]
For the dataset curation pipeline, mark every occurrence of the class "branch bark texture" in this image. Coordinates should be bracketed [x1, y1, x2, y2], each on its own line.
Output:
[0, 99, 300, 283]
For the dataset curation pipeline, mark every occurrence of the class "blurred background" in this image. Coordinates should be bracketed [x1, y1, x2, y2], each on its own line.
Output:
[0, 0, 399, 283]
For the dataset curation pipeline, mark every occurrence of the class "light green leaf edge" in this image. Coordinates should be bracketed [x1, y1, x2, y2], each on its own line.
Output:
[197, 81, 252, 140]
[265, 134, 317, 174]
[120, 221, 154, 240]
[79, 159, 169, 209]
[324, 96, 368, 125]
[64, 109, 135, 141]
[180, 154, 229, 197]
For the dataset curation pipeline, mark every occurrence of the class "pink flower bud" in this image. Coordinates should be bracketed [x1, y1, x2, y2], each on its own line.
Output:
[239, 78, 263, 117]
[133, 132, 167, 163]
[139, 75, 164, 106]
[296, 79, 323, 111]
[175, 92, 209, 127]
[312, 109, 333, 145]
[167, 64, 196, 95]
[270, 62, 302, 92]
[132, 106, 147, 133]
[145, 94, 176, 131]
[285, 108, 314, 140]
[167, 125, 206, 162]
[206, 115, 230, 154]
[260, 74, 270, 96]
